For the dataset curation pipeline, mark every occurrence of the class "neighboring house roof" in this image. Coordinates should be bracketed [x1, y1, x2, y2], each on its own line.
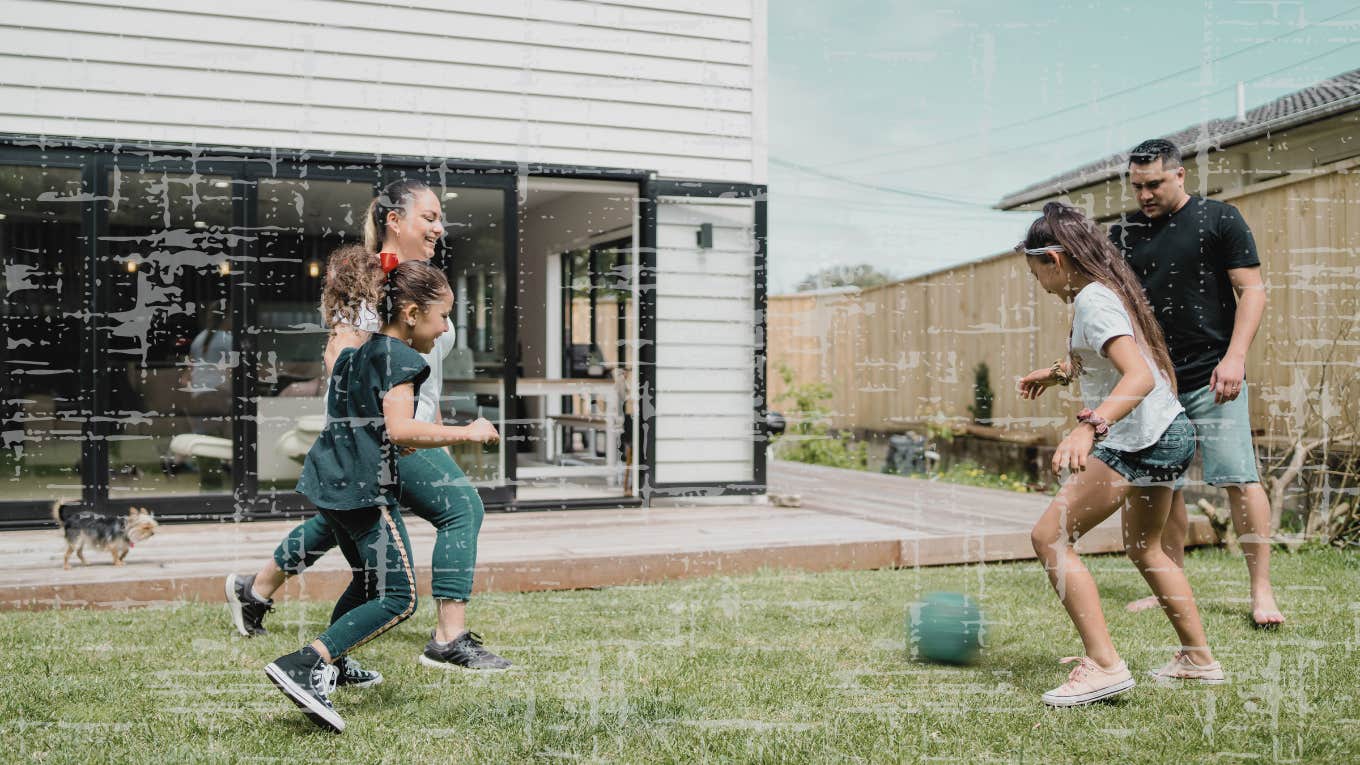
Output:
[996, 67, 1360, 210]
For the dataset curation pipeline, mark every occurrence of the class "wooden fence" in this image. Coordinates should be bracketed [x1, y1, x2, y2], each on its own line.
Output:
[768, 164, 1360, 445]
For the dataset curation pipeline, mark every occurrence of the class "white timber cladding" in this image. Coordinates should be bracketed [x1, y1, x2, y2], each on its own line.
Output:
[654, 196, 756, 485]
[0, 0, 763, 183]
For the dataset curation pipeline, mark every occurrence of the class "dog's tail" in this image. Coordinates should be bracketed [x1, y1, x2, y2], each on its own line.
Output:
[51, 499, 76, 528]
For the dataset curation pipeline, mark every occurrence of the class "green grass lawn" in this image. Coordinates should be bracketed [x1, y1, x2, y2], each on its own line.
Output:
[3, 547, 1357, 764]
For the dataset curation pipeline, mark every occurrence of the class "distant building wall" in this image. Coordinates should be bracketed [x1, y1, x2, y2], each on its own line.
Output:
[768, 158, 1360, 444]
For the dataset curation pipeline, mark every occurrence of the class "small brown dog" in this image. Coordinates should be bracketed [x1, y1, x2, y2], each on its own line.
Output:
[53, 502, 159, 569]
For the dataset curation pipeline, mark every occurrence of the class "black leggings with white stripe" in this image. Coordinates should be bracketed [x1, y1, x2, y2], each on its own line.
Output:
[314, 505, 417, 659]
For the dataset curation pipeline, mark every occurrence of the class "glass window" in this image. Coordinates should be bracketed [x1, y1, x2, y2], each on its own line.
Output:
[436, 185, 507, 485]
[0, 165, 86, 501]
[103, 167, 233, 499]
[254, 176, 372, 493]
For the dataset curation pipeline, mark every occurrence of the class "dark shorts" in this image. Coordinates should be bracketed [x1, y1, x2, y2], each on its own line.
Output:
[1092, 412, 1196, 486]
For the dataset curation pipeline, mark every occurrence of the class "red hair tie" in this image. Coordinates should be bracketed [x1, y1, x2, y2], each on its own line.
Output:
[378, 251, 400, 273]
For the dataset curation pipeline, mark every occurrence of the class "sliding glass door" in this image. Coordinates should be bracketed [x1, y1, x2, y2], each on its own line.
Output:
[0, 146, 519, 522]
[395, 168, 517, 505]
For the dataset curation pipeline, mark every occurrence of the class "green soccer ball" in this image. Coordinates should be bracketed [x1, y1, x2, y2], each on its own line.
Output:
[908, 592, 985, 665]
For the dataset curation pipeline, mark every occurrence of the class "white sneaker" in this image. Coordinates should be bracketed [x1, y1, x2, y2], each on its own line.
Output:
[1148, 651, 1226, 684]
[1041, 656, 1135, 707]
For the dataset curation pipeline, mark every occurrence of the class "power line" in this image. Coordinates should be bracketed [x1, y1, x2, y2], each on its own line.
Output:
[774, 191, 1026, 219]
[800, 4, 1360, 172]
[770, 157, 994, 208]
[841, 40, 1360, 179]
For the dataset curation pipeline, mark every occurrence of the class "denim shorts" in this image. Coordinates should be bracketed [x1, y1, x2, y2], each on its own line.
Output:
[1176, 382, 1261, 487]
[1092, 412, 1196, 486]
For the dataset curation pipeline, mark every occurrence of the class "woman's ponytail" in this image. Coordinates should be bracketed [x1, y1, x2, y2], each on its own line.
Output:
[364, 178, 431, 254]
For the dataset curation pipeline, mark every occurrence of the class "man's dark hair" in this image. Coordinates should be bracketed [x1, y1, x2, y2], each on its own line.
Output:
[1128, 138, 1181, 169]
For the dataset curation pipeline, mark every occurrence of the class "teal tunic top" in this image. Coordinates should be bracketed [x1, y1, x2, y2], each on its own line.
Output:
[297, 334, 430, 511]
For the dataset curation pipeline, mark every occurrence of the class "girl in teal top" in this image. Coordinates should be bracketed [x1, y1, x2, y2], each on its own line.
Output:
[263, 260, 497, 734]
[229, 182, 509, 676]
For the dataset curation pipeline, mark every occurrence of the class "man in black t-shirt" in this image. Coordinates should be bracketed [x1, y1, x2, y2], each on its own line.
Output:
[1109, 138, 1283, 628]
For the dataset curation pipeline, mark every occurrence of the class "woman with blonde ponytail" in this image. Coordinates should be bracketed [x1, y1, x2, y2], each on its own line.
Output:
[1015, 202, 1222, 707]
[227, 179, 512, 682]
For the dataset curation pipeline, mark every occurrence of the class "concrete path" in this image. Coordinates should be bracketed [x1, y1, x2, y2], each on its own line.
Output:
[0, 461, 1215, 609]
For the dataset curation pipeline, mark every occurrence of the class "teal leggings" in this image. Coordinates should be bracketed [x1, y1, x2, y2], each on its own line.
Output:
[275, 448, 486, 603]
[314, 505, 417, 659]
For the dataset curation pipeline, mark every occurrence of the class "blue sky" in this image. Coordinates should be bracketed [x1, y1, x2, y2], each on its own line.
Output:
[767, 1, 1360, 293]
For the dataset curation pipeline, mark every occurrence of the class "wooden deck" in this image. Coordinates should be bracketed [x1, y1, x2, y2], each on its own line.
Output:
[0, 461, 1216, 610]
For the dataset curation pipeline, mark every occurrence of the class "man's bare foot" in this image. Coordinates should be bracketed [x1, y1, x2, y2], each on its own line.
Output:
[1251, 591, 1285, 629]
[1125, 595, 1160, 613]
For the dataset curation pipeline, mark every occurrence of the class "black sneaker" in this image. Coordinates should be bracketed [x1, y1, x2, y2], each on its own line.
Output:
[264, 646, 344, 733]
[419, 630, 512, 671]
[225, 573, 273, 637]
[334, 656, 383, 689]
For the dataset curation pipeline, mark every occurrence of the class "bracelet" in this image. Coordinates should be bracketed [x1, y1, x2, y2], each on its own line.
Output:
[1050, 360, 1071, 386]
[1075, 408, 1110, 442]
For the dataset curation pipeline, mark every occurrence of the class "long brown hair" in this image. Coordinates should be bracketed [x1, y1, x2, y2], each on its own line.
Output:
[1020, 202, 1178, 391]
[320, 243, 383, 328]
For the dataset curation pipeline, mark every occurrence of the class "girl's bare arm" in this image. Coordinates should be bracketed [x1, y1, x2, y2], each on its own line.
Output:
[1094, 335, 1155, 424]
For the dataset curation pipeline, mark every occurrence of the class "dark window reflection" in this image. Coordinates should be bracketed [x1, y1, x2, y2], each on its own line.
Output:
[0, 166, 85, 500]
[254, 176, 370, 492]
[104, 168, 233, 498]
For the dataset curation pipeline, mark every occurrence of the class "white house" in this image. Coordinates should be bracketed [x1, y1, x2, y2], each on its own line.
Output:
[0, 0, 769, 525]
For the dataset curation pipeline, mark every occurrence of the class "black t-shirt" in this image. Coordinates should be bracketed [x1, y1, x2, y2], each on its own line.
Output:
[1108, 196, 1260, 392]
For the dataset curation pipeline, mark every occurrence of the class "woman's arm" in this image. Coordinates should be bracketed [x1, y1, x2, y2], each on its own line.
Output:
[382, 383, 499, 448]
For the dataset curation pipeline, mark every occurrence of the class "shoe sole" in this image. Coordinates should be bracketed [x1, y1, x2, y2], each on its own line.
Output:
[418, 653, 511, 672]
[264, 663, 346, 733]
[225, 574, 251, 638]
[1148, 671, 1227, 685]
[339, 674, 383, 689]
[1042, 678, 1135, 707]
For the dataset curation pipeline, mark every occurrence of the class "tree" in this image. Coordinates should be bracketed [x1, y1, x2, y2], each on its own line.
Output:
[967, 362, 994, 424]
[795, 263, 896, 292]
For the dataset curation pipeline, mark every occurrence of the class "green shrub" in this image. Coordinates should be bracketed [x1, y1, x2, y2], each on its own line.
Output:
[772, 365, 868, 470]
[967, 362, 994, 424]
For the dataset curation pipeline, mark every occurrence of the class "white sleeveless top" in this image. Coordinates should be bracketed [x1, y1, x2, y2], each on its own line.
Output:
[331, 300, 452, 425]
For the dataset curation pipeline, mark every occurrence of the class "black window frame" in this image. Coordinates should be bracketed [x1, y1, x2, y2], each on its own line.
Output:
[1, 134, 767, 527]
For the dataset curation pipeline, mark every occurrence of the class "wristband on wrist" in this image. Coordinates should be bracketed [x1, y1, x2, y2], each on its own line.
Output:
[1050, 359, 1071, 386]
[1075, 408, 1110, 442]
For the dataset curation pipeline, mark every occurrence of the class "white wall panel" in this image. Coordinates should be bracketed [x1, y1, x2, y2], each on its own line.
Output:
[1, 57, 753, 139]
[0, 0, 764, 182]
[655, 344, 753, 370]
[656, 296, 752, 322]
[657, 367, 752, 392]
[0, 29, 754, 113]
[656, 440, 753, 463]
[656, 272, 752, 299]
[650, 249, 754, 276]
[652, 196, 757, 485]
[652, 461, 755, 484]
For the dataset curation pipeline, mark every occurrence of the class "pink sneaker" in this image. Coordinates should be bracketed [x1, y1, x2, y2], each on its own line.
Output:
[1041, 656, 1135, 707]
[1148, 651, 1226, 684]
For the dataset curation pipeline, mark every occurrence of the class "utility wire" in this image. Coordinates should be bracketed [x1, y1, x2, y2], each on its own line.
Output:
[797, 4, 1360, 172]
[771, 157, 995, 208]
[860, 40, 1360, 178]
